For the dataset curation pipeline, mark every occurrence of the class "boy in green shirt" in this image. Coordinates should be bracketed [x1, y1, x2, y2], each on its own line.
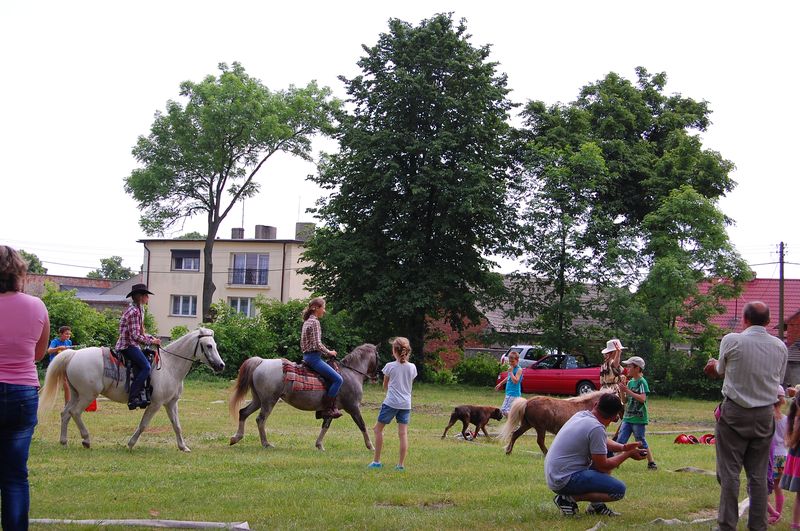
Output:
[617, 356, 657, 470]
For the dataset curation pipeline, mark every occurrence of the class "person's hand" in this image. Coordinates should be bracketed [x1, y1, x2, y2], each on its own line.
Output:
[629, 448, 648, 461]
[704, 358, 719, 379]
[622, 442, 642, 452]
[619, 374, 627, 385]
[329, 350, 337, 358]
[57, 345, 67, 352]
[152, 338, 162, 346]
[495, 382, 503, 391]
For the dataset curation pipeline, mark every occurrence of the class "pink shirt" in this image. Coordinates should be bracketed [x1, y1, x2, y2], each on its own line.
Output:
[0, 292, 49, 386]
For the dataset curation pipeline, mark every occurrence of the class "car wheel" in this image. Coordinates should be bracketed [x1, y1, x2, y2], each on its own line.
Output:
[576, 380, 595, 395]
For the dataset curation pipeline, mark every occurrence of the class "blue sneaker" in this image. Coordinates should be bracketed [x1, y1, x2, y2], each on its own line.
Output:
[367, 462, 383, 469]
[394, 465, 405, 471]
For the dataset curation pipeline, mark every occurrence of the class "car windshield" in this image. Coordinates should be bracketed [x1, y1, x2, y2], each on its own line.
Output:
[536, 355, 561, 369]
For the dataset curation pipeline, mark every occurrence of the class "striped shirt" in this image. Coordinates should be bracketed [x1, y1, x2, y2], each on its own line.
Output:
[717, 325, 788, 408]
[115, 303, 156, 351]
[300, 315, 331, 356]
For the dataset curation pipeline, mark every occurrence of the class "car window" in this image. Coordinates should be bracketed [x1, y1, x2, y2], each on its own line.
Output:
[563, 356, 578, 369]
[537, 355, 562, 369]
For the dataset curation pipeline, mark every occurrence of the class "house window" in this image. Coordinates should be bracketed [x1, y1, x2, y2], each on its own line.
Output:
[171, 250, 200, 271]
[170, 295, 197, 316]
[229, 253, 269, 285]
[229, 297, 254, 317]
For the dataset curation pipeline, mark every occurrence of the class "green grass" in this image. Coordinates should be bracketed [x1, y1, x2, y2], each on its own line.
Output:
[30, 383, 751, 530]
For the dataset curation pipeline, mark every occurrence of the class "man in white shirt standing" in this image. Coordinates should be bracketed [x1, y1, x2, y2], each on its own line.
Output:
[705, 301, 788, 531]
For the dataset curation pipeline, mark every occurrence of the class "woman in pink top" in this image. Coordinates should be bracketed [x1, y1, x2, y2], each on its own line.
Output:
[0, 245, 50, 531]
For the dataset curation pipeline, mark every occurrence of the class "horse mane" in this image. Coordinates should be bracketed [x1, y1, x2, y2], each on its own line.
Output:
[165, 327, 213, 349]
[564, 387, 614, 403]
[342, 343, 376, 363]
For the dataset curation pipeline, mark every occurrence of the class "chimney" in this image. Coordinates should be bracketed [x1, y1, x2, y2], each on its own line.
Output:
[295, 222, 315, 241]
[255, 225, 277, 239]
[231, 227, 244, 239]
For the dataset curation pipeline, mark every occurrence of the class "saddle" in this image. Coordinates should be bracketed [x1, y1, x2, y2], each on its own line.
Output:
[281, 359, 340, 392]
[109, 347, 157, 407]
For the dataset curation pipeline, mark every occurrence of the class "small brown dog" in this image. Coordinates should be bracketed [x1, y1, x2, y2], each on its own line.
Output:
[441, 405, 503, 440]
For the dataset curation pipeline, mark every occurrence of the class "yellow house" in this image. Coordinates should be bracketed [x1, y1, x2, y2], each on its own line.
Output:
[140, 224, 314, 334]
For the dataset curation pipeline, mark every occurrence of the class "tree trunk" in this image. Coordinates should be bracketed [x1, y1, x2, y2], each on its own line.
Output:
[202, 227, 219, 322]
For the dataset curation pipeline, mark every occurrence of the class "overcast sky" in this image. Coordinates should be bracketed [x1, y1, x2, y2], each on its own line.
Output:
[2, 1, 798, 281]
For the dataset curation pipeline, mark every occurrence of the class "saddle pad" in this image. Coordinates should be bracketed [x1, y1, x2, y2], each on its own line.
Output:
[282, 360, 327, 392]
[103, 347, 124, 383]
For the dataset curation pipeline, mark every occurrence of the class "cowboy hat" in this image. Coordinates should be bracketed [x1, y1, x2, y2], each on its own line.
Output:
[601, 339, 627, 354]
[126, 283, 154, 298]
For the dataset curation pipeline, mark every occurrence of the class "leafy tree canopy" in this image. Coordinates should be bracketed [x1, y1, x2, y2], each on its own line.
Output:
[176, 231, 206, 240]
[87, 255, 135, 280]
[20, 249, 47, 274]
[125, 62, 338, 320]
[302, 14, 516, 372]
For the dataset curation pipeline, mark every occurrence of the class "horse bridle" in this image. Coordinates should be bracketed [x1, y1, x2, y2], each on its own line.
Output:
[157, 333, 215, 366]
[339, 350, 379, 383]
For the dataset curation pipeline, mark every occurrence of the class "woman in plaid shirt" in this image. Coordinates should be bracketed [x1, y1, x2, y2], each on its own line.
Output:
[301, 297, 343, 418]
[115, 284, 161, 410]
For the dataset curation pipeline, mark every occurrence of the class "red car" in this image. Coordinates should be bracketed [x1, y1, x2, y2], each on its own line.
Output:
[497, 353, 601, 396]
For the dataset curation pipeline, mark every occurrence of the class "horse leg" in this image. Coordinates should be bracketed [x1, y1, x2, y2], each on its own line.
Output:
[230, 397, 261, 446]
[65, 394, 95, 449]
[255, 399, 277, 448]
[127, 402, 160, 450]
[506, 421, 532, 455]
[163, 399, 190, 452]
[59, 396, 78, 446]
[536, 427, 549, 455]
[346, 408, 373, 451]
[315, 417, 333, 451]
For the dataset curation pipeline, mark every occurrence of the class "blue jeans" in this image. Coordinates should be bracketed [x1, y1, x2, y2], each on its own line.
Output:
[122, 346, 151, 401]
[302, 352, 343, 397]
[0, 382, 39, 531]
[556, 468, 626, 500]
[616, 421, 649, 449]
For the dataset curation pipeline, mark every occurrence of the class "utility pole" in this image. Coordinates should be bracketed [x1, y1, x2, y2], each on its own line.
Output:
[779, 241, 785, 341]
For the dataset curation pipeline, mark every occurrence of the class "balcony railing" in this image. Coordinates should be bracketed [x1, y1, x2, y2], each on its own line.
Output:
[228, 268, 268, 286]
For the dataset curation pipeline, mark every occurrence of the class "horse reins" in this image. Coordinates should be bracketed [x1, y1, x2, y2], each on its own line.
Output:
[157, 334, 215, 367]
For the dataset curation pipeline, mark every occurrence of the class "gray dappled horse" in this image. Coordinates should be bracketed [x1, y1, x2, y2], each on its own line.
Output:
[38, 327, 225, 452]
[228, 343, 378, 451]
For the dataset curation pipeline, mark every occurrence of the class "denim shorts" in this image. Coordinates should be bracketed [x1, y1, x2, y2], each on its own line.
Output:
[377, 404, 410, 425]
[616, 421, 649, 449]
[556, 468, 626, 500]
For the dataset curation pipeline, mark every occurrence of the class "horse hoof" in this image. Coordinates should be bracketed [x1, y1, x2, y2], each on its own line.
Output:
[229, 437, 239, 446]
[60, 440, 67, 446]
[180, 447, 191, 453]
[82, 441, 90, 449]
[316, 445, 325, 452]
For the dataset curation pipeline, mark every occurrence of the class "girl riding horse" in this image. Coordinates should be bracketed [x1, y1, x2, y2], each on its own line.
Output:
[115, 283, 161, 409]
[300, 297, 342, 418]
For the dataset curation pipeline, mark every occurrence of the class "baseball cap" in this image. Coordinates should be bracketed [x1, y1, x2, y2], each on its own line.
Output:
[621, 356, 645, 369]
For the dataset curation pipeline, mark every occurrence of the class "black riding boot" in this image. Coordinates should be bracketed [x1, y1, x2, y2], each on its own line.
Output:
[321, 395, 342, 419]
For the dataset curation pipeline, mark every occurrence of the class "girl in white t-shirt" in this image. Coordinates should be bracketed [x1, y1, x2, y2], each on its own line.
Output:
[367, 337, 417, 471]
[769, 385, 789, 524]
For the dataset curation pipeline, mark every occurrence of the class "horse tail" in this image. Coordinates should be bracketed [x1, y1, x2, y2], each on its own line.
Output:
[38, 350, 77, 413]
[498, 398, 529, 446]
[229, 357, 264, 420]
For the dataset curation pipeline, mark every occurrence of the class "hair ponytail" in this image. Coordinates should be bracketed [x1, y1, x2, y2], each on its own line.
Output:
[303, 297, 326, 321]
[392, 337, 411, 363]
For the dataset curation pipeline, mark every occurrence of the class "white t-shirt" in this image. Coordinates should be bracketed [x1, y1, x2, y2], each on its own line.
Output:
[774, 415, 789, 458]
[382, 361, 417, 410]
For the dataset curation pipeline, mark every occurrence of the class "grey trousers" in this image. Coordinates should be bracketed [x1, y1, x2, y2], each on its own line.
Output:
[715, 399, 774, 531]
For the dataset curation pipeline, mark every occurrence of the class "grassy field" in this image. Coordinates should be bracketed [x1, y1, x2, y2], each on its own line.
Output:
[29, 381, 770, 530]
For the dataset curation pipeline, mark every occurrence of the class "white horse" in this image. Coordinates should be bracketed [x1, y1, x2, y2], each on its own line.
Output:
[38, 327, 225, 452]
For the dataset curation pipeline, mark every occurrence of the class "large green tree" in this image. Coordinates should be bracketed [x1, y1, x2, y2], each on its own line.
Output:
[87, 255, 134, 280]
[301, 14, 516, 372]
[512, 68, 741, 353]
[125, 62, 337, 320]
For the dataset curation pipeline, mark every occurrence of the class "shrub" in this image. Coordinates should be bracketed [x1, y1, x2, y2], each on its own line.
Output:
[453, 354, 501, 387]
[170, 325, 190, 341]
[428, 368, 457, 385]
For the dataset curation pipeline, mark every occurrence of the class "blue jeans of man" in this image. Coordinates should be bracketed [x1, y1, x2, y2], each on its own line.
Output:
[0, 382, 39, 531]
[302, 352, 343, 397]
[556, 468, 626, 500]
[122, 346, 151, 401]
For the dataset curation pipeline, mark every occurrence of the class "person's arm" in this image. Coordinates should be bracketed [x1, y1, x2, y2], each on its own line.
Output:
[787, 418, 800, 449]
[383, 374, 390, 391]
[36, 315, 51, 362]
[47, 339, 59, 355]
[509, 367, 522, 384]
[621, 385, 646, 404]
[590, 447, 646, 473]
[495, 376, 508, 390]
[309, 319, 333, 357]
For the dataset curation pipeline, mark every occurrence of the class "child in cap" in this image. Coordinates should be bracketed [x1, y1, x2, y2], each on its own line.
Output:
[616, 355, 657, 470]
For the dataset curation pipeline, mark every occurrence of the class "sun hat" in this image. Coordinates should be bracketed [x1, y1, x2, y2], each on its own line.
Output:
[126, 283, 154, 298]
[621, 356, 645, 369]
[601, 339, 627, 354]
[778, 384, 786, 397]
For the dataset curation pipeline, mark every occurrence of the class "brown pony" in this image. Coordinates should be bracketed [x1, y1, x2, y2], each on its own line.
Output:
[498, 388, 616, 455]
